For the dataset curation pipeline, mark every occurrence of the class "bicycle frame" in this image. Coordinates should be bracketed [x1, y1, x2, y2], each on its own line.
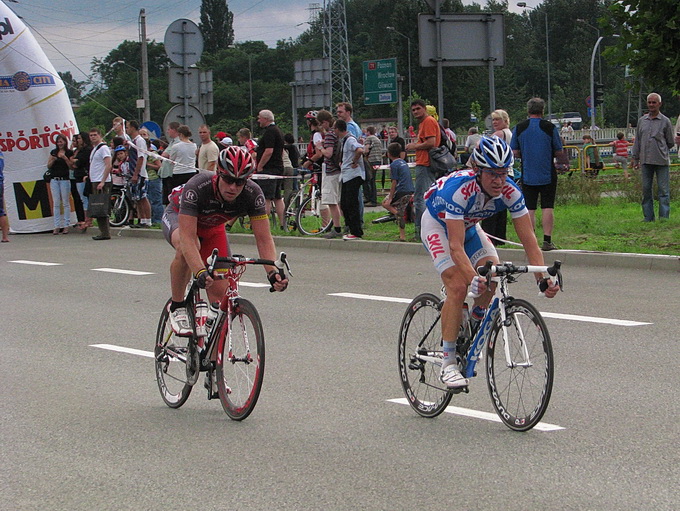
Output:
[413, 263, 558, 381]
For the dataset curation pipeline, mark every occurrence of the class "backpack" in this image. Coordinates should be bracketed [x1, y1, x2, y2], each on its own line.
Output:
[439, 124, 454, 153]
[330, 134, 348, 168]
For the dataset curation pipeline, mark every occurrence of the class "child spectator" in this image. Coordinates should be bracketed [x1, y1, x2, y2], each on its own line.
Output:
[111, 145, 130, 186]
[582, 134, 602, 176]
[609, 132, 632, 180]
[381, 142, 415, 241]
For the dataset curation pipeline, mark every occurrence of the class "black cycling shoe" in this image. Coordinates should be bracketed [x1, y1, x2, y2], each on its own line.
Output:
[204, 371, 219, 400]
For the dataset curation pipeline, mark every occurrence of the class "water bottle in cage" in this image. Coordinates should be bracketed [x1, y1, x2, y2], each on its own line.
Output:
[195, 301, 209, 340]
[206, 302, 220, 334]
[469, 305, 486, 337]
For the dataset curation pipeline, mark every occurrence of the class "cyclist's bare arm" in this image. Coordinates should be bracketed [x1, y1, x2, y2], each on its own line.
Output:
[178, 213, 213, 287]
[512, 214, 559, 298]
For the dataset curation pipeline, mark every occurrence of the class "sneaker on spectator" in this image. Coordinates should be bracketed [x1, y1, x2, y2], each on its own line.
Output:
[169, 305, 192, 336]
[440, 364, 468, 389]
[541, 241, 557, 251]
[343, 234, 362, 240]
[323, 230, 341, 239]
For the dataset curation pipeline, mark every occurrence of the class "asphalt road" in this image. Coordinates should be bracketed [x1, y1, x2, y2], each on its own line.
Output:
[2, 233, 678, 510]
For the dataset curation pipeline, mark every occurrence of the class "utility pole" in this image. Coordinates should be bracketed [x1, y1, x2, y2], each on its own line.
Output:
[139, 9, 151, 122]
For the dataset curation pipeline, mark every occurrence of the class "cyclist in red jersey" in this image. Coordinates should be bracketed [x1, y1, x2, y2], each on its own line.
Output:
[162, 146, 288, 335]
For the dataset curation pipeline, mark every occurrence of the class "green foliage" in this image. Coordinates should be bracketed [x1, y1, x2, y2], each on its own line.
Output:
[68, 0, 680, 136]
[59, 71, 85, 103]
[199, 0, 234, 55]
[607, 0, 680, 94]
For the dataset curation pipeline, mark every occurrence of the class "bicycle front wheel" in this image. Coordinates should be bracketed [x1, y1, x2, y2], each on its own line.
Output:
[109, 193, 130, 227]
[215, 298, 265, 420]
[296, 194, 332, 235]
[486, 298, 554, 431]
[154, 300, 194, 408]
[398, 293, 452, 418]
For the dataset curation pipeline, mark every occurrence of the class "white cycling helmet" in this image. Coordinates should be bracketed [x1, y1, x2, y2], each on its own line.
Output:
[471, 135, 514, 169]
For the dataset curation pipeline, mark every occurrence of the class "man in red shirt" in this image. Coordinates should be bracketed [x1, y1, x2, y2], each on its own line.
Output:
[406, 99, 441, 238]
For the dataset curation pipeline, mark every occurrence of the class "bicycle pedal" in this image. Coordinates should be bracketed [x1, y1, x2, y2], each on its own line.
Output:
[448, 385, 469, 395]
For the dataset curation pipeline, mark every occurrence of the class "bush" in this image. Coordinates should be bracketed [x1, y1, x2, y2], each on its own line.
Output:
[555, 174, 601, 206]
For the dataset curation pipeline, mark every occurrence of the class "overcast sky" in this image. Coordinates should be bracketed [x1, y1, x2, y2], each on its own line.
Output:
[6, 0, 541, 84]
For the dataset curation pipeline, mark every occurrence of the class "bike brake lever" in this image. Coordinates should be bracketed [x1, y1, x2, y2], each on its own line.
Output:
[276, 252, 292, 277]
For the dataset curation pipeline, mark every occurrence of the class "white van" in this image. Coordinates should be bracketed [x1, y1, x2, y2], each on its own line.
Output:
[548, 112, 583, 130]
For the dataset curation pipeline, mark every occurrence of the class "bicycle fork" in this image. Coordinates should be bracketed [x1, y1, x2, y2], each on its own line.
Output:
[499, 303, 533, 369]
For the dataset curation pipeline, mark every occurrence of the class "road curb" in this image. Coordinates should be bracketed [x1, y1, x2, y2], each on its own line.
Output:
[112, 227, 680, 272]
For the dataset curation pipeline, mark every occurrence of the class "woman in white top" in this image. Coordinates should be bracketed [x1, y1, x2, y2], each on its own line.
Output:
[166, 125, 198, 188]
[482, 109, 514, 245]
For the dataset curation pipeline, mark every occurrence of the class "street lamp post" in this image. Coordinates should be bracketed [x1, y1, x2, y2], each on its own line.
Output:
[517, 3, 551, 120]
[589, 35, 619, 130]
[229, 46, 254, 132]
[115, 60, 141, 121]
[589, 36, 603, 131]
[578, 19, 603, 119]
[386, 26, 412, 128]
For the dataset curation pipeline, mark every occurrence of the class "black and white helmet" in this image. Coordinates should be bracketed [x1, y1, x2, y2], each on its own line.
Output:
[471, 135, 514, 169]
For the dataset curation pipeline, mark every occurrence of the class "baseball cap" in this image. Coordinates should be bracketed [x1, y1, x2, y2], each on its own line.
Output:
[221, 137, 233, 146]
[216, 131, 227, 139]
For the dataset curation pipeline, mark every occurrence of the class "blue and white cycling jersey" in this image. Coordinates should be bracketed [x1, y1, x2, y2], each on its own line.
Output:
[424, 169, 528, 229]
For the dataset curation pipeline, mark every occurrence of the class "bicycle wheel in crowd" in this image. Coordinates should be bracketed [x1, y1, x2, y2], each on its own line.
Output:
[154, 299, 195, 408]
[296, 195, 332, 236]
[398, 293, 452, 418]
[486, 298, 554, 431]
[215, 298, 265, 421]
[109, 192, 130, 227]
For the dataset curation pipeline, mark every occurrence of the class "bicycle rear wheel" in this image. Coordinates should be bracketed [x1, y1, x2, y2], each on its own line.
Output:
[296, 194, 332, 235]
[154, 300, 194, 408]
[486, 298, 554, 431]
[109, 193, 130, 227]
[398, 293, 452, 418]
[215, 298, 265, 420]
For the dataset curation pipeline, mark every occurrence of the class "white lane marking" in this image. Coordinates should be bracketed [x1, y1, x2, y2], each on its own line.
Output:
[91, 268, 155, 276]
[9, 260, 62, 266]
[329, 292, 411, 304]
[90, 344, 154, 358]
[330, 292, 650, 326]
[387, 398, 565, 432]
[540, 312, 650, 327]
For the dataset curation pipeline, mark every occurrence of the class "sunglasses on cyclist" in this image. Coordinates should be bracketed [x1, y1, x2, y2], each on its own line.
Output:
[220, 174, 248, 186]
[481, 169, 509, 180]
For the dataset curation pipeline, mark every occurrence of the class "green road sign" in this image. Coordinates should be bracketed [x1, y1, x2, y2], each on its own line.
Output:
[363, 58, 397, 105]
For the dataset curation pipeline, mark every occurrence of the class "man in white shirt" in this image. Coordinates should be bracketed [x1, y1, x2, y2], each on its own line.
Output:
[88, 128, 112, 240]
[124, 120, 152, 227]
[197, 124, 219, 172]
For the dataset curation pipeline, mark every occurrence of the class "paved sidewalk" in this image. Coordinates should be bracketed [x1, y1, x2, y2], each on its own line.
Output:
[113, 227, 679, 272]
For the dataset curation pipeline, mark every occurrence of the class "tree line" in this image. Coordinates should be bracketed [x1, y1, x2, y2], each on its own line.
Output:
[64, 0, 680, 137]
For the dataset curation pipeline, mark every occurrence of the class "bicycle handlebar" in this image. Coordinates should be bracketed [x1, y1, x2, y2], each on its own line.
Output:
[205, 249, 292, 292]
[469, 260, 563, 298]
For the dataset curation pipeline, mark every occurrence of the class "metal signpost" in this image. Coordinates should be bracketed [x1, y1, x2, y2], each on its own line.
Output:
[418, 11, 505, 117]
[164, 19, 208, 129]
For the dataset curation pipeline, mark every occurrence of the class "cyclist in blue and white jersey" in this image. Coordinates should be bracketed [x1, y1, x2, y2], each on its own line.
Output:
[421, 135, 559, 389]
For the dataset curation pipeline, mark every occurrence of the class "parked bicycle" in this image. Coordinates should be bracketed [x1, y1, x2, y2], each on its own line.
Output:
[292, 168, 332, 236]
[398, 260, 563, 431]
[234, 168, 332, 236]
[109, 181, 134, 227]
[155, 249, 291, 420]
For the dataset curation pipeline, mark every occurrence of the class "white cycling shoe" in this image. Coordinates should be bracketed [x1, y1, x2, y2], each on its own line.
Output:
[440, 364, 469, 389]
[169, 306, 192, 336]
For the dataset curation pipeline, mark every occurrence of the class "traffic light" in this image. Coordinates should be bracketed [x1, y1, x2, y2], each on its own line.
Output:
[594, 83, 605, 106]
